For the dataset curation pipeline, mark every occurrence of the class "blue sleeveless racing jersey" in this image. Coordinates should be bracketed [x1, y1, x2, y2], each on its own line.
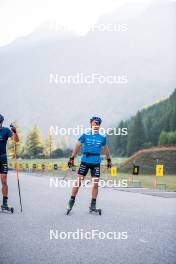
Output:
[0, 127, 12, 160]
[78, 131, 107, 164]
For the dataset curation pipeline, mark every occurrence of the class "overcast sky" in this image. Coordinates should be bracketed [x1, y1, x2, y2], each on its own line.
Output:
[0, 0, 155, 47]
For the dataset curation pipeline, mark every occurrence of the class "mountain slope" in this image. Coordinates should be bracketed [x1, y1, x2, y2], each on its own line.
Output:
[108, 89, 176, 156]
[120, 146, 176, 175]
[0, 0, 175, 136]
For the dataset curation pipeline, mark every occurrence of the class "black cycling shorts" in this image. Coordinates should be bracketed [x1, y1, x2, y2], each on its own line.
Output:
[0, 160, 8, 174]
[78, 162, 100, 177]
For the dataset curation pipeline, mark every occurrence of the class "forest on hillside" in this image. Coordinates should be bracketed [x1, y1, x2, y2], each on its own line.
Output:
[8, 89, 176, 159]
[108, 89, 176, 157]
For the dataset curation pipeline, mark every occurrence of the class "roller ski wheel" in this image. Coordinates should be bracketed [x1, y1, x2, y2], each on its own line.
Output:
[66, 208, 71, 215]
[1, 205, 14, 214]
[89, 207, 102, 215]
[66, 198, 75, 215]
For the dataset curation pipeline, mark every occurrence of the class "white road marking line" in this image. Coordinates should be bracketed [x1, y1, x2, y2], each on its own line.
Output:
[139, 239, 148, 243]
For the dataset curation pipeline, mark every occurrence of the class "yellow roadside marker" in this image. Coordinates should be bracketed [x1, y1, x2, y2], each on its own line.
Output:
[29, 163, 33, 169]
[22, 163, 26, 170]
[62, 163, 68, 171]
[47, 163, 53, 171]
[42, 164, 46, 170]
[133, 165, 140, 175]
[37, 163, 42, 170]
[111, 167, 117, 177]
[156, 164, 164, 177]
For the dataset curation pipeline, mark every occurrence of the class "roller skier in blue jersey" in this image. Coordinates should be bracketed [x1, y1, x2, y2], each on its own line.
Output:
[66, 116, 112, 215]
[0, 114, 19, 212]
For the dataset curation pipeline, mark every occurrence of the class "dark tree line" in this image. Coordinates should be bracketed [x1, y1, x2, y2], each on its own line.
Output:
[108, 89, 176, 156]
[8, 125, 71, 159]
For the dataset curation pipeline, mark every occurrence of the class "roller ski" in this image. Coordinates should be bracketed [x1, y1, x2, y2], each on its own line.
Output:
[1, 204, 14, 214]
[89, 200, 102, 215]
[66, 197, 75, 215]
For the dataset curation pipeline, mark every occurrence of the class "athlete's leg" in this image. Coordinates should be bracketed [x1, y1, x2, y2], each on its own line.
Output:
[0, 160, 9, 206]
[71, 174, 84, 197]
[71, 162, 89, 196]
[1, 173, 8, 206]
[91, 177, 99, 199]
[90, 164, 100, 208]
[67, 163, 89, 211]
[1, 173, 8, 196]
[67, 175, 84, 211]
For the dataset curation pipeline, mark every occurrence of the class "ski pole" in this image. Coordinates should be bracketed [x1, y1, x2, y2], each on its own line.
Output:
[14, 143, 23, 212]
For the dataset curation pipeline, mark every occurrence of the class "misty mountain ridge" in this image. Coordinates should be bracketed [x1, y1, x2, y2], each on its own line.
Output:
[0, 0, 175, 143]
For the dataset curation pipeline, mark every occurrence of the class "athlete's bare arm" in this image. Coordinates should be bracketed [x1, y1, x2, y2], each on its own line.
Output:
[12, 133, 19, 143]
[71, 141, 82, 158]
[10, 126, 19, 142]
[102, 145, 111, 159]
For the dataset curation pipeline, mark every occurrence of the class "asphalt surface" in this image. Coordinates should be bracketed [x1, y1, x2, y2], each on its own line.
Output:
[113, 187, 176, 198]
[0, 172, 176, 264]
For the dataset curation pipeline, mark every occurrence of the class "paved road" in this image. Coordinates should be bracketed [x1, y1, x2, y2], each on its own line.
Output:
[114, 187, 176, 198]
[0, 172, 176, 264]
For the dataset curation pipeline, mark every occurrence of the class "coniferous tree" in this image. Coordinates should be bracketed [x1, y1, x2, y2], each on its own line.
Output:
[159, 131, 168, 145]
[127, 111, 146, 155]
[7, 122, 25, 158]
[44, 134, 55, 158]
[25, 126, 44, 158]
[169, 107, 176, 131]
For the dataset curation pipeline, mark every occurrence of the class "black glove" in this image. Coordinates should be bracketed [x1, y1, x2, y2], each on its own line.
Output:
[107, 158, 112, 169]
[68, 157, 74, 168]
[10, 124, 17, 133]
